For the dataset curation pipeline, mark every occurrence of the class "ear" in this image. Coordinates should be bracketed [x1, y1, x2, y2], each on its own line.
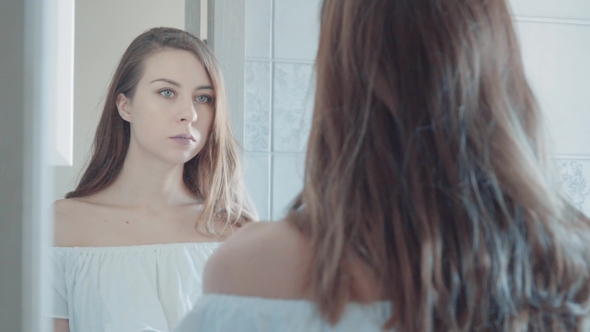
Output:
[116, 93, 132, 122]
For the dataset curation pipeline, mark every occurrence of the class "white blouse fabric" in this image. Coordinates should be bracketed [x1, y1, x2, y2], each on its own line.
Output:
[174, 294, 393, 332]
[51, 242, 221, 332]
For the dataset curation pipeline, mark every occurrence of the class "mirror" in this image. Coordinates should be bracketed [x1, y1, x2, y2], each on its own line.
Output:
[44, 0, 590, 331]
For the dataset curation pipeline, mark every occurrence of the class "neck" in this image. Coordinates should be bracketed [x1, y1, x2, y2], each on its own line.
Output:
[105, 144, 198, 207]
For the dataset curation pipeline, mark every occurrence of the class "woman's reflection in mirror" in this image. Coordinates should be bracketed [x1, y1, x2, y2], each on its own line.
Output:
[175, 0, 590, 331]
[51, 27, 254, 332]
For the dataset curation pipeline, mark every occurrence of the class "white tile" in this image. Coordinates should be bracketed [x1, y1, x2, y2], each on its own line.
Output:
[516, 21, 590, 155]
[272, 154, 306, 221]
[556, 158, 590, 217]
[273, 0, 321, 60]
[273, 63, 315, 152]
[243, 153, 270, 220]
[509, 0, 590, 21]
[246, 0, 271, 58]
[244, 61, 271, 152]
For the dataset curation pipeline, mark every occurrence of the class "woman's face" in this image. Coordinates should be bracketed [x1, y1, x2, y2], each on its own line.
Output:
[117, 49, 215, 165]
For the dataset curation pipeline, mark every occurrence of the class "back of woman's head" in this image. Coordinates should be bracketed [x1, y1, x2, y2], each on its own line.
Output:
[68, 27, 253, 232]
[289, 0, 590, 330]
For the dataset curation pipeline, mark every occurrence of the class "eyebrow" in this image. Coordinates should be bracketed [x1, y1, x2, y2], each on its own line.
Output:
[149, 78, 214, 91]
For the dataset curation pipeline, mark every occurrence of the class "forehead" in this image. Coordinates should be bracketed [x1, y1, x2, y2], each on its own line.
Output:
[140, 49, 212, 87]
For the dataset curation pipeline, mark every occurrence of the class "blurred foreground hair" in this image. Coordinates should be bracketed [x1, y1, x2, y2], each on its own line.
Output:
[288, 0, 590, 330]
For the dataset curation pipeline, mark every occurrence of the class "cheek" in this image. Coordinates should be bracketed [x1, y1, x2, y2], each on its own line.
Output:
[196, 108, 214, 134]
[131, 103, 166, 139]
[192, 111, 214, 153]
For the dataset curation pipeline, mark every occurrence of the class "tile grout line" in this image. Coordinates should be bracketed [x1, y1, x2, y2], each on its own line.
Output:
[513, 15, 590, 26]
[554, 155, 590, 160]
[246, 57, 315, 64]
[248, 153, 590, 159]
[268, 0, 275, 221]
[245, 151, 306, 155]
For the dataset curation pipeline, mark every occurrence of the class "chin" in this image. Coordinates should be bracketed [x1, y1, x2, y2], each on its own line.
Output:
[163, 150, 201, 166]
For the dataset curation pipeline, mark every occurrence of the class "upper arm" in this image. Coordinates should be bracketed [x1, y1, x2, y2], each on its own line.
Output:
[53, 319, 70, 332]
[202, 222, 265, 294]
[202, 245, 233, 294]
[202, 221, 308, 299]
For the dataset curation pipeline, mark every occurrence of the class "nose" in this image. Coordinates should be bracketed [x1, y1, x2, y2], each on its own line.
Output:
[179, 97, 198, 124]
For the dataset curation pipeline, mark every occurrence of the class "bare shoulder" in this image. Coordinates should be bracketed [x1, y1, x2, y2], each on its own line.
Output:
[53, 198, 99, 247]
[53, 318, 70, 332]
[53, 198, 84, 219]
[53, 199, 78, 246]
[203, 220, 311, 299]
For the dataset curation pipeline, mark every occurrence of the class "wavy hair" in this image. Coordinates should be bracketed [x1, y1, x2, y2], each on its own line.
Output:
[288, 0, 590, 330]
[67, 27, 254, 233]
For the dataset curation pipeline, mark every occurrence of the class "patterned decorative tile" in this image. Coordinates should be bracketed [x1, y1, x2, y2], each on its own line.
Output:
[272, 63, 315, 152]
[272, 154, 306, 221]
[556, 158, 590, 216]
[244, 61, 271, 152]
[273, 0, 321, 60]
[243, 153, 271, 220]
[245, 0, 271, 58]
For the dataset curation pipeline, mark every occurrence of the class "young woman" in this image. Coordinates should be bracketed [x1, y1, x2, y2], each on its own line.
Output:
[51, 27, 254, 332]
[175, 0, 590, 331]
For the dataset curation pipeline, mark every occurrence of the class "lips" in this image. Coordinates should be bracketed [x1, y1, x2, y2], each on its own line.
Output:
[171, 133, 196, 142]
[170, 133, 196, 146]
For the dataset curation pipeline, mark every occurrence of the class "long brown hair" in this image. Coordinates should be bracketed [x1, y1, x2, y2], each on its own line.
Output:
[67, 27, 253, 233]
[288, 0, 590, 330]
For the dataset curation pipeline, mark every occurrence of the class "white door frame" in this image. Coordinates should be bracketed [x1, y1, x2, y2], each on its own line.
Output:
[0, 0, 53, 331]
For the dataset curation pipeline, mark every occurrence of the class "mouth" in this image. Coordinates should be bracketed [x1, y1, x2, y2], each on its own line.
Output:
[171, 133, 196, 142]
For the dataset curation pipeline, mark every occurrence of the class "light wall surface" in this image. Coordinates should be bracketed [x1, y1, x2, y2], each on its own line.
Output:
[243, 0, 320, 221]
[243, 0, 590, 220]
[510, 0, 590, 215]
[53, 0, 185, 201]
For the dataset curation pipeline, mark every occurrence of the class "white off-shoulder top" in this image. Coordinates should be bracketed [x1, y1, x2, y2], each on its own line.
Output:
[174, 294, 394, 332]
[50, 242, 221, 332]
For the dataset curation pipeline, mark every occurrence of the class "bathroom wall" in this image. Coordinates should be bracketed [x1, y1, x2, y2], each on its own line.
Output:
[243, 0, 320, 220]
[243, 0, 590, 220]
[53, 0, 185, 200]
[511, 0, 590, 215]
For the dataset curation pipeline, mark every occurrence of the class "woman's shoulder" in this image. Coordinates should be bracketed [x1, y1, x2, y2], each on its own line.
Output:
[53, 198, 80, 247]
[53, 197, 108, 247]
[203, 220, 311, 298]
[54, 196, 105, 219]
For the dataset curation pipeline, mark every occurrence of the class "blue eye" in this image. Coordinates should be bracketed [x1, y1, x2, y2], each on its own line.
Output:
[195, 95, 213, 104]
[159, 89, 175, 98]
